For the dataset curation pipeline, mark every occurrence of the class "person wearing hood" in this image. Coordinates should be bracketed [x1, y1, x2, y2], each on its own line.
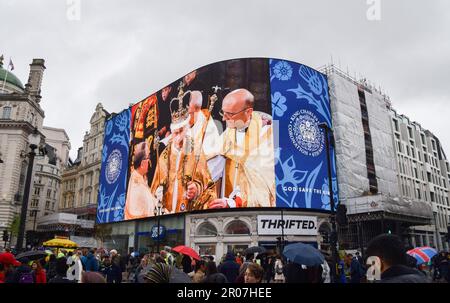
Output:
[366, 234, 429, 283]
[0, 252, 21, 283]
[218, 252, 240, 283]
[85, 249, 99, 272]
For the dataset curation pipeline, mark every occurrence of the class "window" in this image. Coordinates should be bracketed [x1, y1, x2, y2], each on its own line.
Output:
[2, 106, 11, 119]
[45, 201, 50, 210]
[46, 189, 52, 198]
[52, 202, 55, 210]
[94, 138, 97, 148]
[34, 187, 41, 196]
[225, 220, 250, 235]
[30, 199, 39, 208]
[393, 119, 399, 132]
[408, 127, 413, 138]
[416, 189, 421, 200]
[197, 222, 218, 236]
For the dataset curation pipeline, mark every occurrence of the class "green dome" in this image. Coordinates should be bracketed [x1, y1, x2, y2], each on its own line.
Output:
[0, 66, 24, 90]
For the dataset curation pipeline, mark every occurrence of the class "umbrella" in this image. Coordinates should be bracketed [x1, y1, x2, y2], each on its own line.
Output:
[172, 245, 201, 261]
[143, 263, 192, 283]
[283, 242, 324, 266]
[43, 238, 78, 248]
[407, 246, 437, 265]
[15, 250, 47, 261]
[170, 267, 192, 283]
[244, 246, 266, 255]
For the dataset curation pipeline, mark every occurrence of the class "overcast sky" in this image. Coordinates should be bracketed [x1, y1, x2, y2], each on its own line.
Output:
[1, 0, 449, 159]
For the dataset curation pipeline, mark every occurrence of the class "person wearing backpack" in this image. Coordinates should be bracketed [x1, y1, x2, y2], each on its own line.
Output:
[15, 258, 34, 283]
[274, 255, 285, 283]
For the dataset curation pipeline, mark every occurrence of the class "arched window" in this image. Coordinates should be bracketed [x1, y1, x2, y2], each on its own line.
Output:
[197, 222, 217, 236]
[224, 220, 250, 235]
[2, 106, 11, 119]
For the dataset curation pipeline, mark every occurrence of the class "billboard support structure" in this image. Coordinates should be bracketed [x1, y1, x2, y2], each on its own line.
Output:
[320, 122, 339, 283]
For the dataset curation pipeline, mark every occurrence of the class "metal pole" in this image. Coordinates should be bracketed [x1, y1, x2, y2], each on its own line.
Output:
[433, 212, 441, 251]
[157, 211, 161, 253]
[281, 209, 285, 252]
[320, 123, 339, 283]
[16, 147, 36, 251]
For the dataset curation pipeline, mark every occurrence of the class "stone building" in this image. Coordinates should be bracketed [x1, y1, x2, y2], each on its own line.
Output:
[0, 57, 69, 248]
[55, 103, 109, 238]
[390, 110, 450, 250]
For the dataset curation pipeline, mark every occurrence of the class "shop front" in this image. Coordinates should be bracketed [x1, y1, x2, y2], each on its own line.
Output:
[186, 209, 331, 262]
[135, 214, 185, 255]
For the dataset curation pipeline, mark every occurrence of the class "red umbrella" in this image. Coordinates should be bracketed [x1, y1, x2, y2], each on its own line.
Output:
[172, 245, 201, 261]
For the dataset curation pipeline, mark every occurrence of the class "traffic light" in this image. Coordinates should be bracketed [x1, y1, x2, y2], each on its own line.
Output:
[2, 230, 9, 242]
[336, 204, 348, 225]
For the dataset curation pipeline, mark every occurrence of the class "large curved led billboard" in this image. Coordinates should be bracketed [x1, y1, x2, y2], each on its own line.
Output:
[97, 58, 338, 223]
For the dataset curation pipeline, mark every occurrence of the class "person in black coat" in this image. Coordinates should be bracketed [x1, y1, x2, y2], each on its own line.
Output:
[218, 252, 240, 283]
[284, 261, 308, 283]
[366, 234, 429, 283]
[100, 255, 122, 283]
[48, 257, 76, 283]
[201, 261, 228, 283]
[181, 255, 192, 274]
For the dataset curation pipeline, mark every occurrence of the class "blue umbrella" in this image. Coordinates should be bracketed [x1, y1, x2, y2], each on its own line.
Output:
[283, 242, 324, 266]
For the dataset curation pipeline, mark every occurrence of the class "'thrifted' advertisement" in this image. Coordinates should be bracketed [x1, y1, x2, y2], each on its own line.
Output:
[97, 58, 338, 224]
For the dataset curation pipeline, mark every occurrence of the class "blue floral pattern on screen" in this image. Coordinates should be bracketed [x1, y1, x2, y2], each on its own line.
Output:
[272, 91, 288, 118]
[271, 60, 293, 81]
[97, 109, 130, 223]
[270, 59, 339, 211]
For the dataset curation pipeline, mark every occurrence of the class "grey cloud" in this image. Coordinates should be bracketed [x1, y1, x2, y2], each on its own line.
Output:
[1, 0, 449, 158]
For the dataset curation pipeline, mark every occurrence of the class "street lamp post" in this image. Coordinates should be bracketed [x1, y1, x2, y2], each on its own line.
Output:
[153, 200, 165, 253]
[16, 128, 41, 251]
[319, 122, 339, 283]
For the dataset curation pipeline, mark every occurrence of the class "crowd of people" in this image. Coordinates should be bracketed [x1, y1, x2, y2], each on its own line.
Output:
[1, 235, 449, 283]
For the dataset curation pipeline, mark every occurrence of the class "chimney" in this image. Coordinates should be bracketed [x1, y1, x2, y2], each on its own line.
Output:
[26, 59, 46, 102]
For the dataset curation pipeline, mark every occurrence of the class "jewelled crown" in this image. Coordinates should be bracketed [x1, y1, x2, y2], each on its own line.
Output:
[170, 90, 191, 130]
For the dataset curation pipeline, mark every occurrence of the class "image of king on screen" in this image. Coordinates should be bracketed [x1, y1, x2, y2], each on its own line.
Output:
[150, 90, 217, 214]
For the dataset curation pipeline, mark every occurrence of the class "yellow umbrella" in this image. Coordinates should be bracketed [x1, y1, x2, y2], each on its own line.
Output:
[43, 238, 78, 248]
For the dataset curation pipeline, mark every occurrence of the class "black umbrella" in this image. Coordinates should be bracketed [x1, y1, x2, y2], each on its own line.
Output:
[244, 246, 267, 255]
[16, 250, 47, 261]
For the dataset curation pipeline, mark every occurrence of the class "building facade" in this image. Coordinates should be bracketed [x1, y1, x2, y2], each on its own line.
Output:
[322, 64, 434, 251]
[0, 57, 72, 248]
[27, 127, 70, 246]
[390, 110, 450, 250]
[54, 103, 109, 239]
[0, 58, 46, 248]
